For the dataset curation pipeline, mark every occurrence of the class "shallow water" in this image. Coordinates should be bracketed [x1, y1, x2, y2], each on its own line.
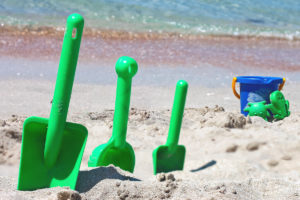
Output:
[0, 0, 300, 39]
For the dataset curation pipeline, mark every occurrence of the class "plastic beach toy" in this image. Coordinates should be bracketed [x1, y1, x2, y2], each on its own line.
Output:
[88, 56, 138, 173]
[152, 80, 188, 175]
[232, 76, 285, 116]
[244, 90, 290, 121]
[268, 90, 290, 120]
[244, 101, 270, 121]
[18, 14, 88, 190]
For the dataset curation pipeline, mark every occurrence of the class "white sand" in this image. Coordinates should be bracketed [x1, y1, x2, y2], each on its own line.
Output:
[0, 79, 300, 199]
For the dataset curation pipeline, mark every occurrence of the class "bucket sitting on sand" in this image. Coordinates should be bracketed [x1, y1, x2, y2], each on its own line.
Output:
[232, 76, 285, 116]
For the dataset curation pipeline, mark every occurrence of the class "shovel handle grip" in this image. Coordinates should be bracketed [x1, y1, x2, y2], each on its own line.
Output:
[115, 56, 138, 79]
[44, 13, 84, 167]
[166, 80, 188, 152]
[112, 57, 138, 148]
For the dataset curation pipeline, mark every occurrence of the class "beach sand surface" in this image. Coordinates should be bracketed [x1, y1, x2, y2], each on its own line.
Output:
[0, 77, 300, 199]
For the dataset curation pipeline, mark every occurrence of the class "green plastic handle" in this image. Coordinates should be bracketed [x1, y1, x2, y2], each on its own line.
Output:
[44, 13, 84, 167]
[112, 56, 138, 148]
[166, 80, 188, 153]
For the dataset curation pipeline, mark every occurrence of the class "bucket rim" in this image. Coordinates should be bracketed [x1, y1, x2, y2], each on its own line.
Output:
[236, 76, 283, 85]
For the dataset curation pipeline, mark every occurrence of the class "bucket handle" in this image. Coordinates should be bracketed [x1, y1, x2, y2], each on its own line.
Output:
[232, 77, 240, 99]
[278, 77, 286, 91]
[232, 77, 286, 99]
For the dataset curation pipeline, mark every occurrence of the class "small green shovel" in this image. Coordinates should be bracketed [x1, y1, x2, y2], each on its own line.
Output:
[88, 56, 138, 173]
[18, 13, 88, 190]
[152, 80, 188, 174]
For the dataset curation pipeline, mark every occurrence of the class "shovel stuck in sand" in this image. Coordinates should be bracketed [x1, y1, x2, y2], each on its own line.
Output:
[18, 14, 88, 190]
[152, 80, 188, 174]
[88, 56, 138, 173]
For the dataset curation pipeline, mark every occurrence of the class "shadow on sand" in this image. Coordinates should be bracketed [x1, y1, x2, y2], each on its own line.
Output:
[190, 160, 217, 172]
[76, 166, 140, 193]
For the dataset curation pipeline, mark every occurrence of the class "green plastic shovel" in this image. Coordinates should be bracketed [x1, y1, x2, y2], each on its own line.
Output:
[17, 13, 88, 191]
[152, 80, 188, 174]
[88, 56, 138, 173]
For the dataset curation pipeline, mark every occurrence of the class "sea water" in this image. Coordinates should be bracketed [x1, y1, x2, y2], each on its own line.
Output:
[0, 0, 300, 40]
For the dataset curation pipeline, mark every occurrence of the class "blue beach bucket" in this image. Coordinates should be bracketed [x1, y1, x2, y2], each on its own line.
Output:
[232, 76, 285, 116]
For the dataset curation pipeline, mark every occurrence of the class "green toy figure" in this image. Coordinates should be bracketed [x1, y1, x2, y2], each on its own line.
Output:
[244, 101, 270, 121]
[267, 91, 290, 120]
[244, 90, 290, 121]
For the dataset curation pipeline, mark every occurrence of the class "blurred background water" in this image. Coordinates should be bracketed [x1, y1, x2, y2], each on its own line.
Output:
[0, 0, 300, 39]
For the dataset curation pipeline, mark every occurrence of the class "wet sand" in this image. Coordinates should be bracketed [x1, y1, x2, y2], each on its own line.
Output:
[1, 26, 300, 71]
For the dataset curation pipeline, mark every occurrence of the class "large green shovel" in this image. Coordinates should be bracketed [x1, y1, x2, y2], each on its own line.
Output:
[88, 56, 138, 173]
[17, 13, 88, 191]
[152, 80, 188, 174]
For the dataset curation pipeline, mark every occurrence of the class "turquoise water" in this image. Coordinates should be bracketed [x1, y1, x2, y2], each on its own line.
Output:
[0, 0, 300, 39]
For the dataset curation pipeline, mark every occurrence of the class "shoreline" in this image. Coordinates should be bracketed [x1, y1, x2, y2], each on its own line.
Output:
[0, 26, 300, 71]
[2, 25, 300, 41]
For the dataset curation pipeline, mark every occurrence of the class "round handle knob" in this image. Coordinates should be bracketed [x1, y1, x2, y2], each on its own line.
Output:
[115, 56, 138, 79]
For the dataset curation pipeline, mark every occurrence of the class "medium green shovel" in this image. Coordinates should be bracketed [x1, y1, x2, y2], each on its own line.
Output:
[88, 56, 138, 173]
[152, 80, 188, 174]
[18, 13, 88, 190]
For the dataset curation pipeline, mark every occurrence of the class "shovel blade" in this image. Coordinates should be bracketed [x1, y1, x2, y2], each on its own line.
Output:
[88, 141, 135, 173]
[152, 145, 185, 174]
[18, 116, 88, 191]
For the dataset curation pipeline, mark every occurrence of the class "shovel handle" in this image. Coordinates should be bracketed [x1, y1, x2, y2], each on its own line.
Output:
[112, 57, 138, 148]
[166, 80, 188, 152]
[44, 13, 84, 167]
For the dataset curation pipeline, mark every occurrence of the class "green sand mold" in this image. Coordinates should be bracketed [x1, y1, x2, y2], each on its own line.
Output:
[244, 90, 290, 121]
[18, 14, 88, 191]
[244, 101, 270, 121]
[88, 56, 138, 173]
[153, 80, 188, 175]
[268, 90, 290, 120]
